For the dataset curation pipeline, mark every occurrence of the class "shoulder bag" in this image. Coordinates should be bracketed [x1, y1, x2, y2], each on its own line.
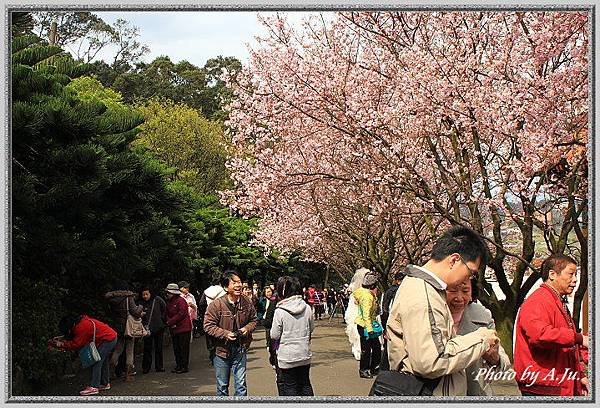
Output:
[358, 304, 383, 338]
[369, 370, 441, 396]
[124, 297, 149, 338]
[143, 298, 156, 336]
[79, 319, 101, 369]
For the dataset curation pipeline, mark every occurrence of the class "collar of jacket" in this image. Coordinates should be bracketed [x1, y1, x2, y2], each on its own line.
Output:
[405, 264, 446, 291]
[541, 283, 569, 304]
[224, 294, 252, 309]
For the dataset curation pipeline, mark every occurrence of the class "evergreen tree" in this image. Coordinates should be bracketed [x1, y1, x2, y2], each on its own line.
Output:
[12, 33, 185, 391]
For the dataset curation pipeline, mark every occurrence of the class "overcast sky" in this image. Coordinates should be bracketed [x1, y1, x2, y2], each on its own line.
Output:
[94, 11, 323, 67]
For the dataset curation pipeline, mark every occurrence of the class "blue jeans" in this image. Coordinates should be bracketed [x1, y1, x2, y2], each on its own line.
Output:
[213, 345, 247, 396]
[91, 338, 117, 388]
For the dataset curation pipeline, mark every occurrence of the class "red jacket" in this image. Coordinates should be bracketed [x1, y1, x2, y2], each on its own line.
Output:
[306, 287, 316, 305]
[62, 315, 117, 350]
[166, 295, 192, 334]
[514, 284, 586, 396]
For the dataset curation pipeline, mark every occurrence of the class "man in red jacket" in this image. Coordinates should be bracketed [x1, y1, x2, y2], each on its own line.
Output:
[165, 282, 192, 374]
[514, 254, 589, 396]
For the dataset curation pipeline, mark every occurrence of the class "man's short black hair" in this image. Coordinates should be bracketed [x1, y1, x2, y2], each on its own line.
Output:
[219, 270, 240, 288]
[430, 225, 489, 268]
[540, 254, 577, 281]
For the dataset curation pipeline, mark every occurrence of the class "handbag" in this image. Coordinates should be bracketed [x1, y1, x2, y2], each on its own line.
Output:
[124, 297, 149, 338]
[143, 298, 156, 336]
[79, 319, 101, 369]
[370, 320, 384, 337]
[369, 370, 441, 396]
[358, 304, 383, 338]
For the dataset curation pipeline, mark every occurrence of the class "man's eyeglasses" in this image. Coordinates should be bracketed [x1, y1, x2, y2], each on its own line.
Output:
[459, 255, 479, 278]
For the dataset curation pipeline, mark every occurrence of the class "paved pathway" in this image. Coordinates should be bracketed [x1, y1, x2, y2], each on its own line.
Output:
[42, 318, 519, 397]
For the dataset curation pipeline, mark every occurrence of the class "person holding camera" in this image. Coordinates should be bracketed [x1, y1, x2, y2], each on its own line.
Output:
[203, 270, 258, 396]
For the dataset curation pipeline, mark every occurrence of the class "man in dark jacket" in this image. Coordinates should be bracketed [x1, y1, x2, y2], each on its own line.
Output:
[204, 270, 258, 396]
[165, 283, 192, 374]
[105, 283, 144, 382]
[380, 269, 405, 371]
[139, 287, 167, 373]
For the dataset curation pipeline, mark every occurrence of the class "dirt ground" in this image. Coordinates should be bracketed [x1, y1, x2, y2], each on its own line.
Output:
[39, 318, 520, 397]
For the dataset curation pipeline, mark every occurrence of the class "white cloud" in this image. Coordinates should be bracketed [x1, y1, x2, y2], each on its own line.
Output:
[92, 10, 328, 67]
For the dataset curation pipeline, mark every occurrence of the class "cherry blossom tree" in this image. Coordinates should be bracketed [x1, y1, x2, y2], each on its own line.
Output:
[224, 11, 589, 353]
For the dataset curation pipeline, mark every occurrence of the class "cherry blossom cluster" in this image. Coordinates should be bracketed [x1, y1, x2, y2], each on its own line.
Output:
[223, 11, 588, 279]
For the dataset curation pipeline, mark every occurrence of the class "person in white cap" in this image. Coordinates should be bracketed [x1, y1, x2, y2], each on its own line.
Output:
[199, 279, 227, 363]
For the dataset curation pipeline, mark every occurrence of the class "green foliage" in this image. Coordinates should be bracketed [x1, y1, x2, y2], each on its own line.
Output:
[32, 12, 148, 66]
[90, 55, 241, 121]
[11, 32, 314, 395]
[11, 34, 184, 391]
[11, 12, 35, 37]
[134, 98, 230, 195]
[12, 43, 64, 66]
[12, 277, 72, 388]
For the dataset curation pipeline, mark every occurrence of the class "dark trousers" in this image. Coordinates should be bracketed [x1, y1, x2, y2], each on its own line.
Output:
[143, 329, 164, 371]
[357, 325, 381, 372]
[172, 331, 191, 370]
[275, 366, 284, 395]
[280, 364, 314, 396]
[380, 339, 390, 371]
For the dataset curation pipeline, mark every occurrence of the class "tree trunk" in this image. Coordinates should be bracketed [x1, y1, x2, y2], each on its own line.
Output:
[49, 22, 58, 45]
[493, 309, 515, 362]
[323, 264, 330, 289]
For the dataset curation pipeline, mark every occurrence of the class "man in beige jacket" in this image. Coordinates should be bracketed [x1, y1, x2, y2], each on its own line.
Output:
[387, 226, 500, 396]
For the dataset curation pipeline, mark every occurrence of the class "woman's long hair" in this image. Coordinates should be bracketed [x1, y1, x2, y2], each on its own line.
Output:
[276, 276, 302, 300]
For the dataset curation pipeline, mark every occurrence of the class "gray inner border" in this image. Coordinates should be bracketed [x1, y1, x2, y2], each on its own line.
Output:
[1, 1, 596, 406]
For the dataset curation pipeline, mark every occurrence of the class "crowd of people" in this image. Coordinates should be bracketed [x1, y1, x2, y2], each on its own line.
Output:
[48, 280, 200, 395]
[48, 226, 589, 398]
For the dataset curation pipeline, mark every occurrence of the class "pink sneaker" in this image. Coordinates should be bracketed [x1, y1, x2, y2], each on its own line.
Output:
[97, 383, 111, 391]
[79, 386, 99, 396]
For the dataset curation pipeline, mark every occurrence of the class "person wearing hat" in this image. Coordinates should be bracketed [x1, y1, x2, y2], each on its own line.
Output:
[178, 281, 198, 338]
[164, 283, 192, 374]
[352, 270, 382, 378]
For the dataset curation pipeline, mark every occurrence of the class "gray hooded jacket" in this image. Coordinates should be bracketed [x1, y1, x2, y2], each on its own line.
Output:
[270, 295, 315, 369]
